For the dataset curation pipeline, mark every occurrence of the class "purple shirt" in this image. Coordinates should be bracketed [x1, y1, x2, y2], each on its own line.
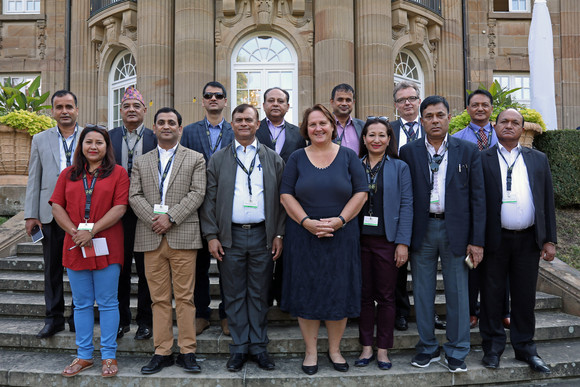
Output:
[267, 118, 286, 154]
[335, 116, 360, 154]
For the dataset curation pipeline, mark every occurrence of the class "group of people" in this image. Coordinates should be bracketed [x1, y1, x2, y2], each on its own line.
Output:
[23, 79, 557, 378]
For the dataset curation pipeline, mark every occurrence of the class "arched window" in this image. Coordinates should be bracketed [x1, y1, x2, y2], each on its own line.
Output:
[108, 51, 137, 129]
[394, 50, 424, 99]
[231, 35, 298, 124]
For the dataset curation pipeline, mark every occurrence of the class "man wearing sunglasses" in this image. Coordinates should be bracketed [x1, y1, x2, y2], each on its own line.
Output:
[181, 81, 234, 337]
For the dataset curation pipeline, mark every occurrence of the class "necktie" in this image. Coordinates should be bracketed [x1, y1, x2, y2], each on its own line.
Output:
[405, 122, 416, 141]
[478, 128, 488, 151]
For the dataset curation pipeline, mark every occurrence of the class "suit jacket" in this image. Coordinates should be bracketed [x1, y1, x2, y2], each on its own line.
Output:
[200, 140, 286, 249]
[391, 118, 425, 150]
[109, 125, 158, 166]
[399, 136, 486, 256]
[481, 144, 557, 252]
[181, 119, 234, 162]
[129, 145, 207, 252]
[380, 157, 414, 246]
[25, 125, 83, 223]
[256, 119, 306, 162]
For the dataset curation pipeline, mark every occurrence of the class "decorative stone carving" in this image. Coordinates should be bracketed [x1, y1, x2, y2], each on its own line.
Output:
[487, 19, 496, 58]
[36, 20, 46, 60]
[255, 0, 273, 26]
[121, 10, 137, 41]
[103, 17, 120, 46]
[278, 0, 310, 28]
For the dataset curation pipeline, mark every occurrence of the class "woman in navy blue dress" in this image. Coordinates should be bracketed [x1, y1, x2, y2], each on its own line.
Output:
[280, 104, 368, 375]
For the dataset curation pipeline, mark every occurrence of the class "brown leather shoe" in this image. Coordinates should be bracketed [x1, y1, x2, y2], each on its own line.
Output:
[101, 359, 118, 378]
[221, 318, 230, 336]
[470, 315, 479, 329]
[62, 358, 94, 377]
[195, 318, 210, 335]
[503, 317, 511, 329]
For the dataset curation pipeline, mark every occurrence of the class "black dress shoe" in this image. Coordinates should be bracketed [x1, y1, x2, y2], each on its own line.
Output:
[116, 325, 130, 339]
[227, 353, 248, 372]
[482, 354, 500, 369]
[134, 325, 152, 340]
[36, 323, 65, 339]
[302, 364, 318, 375]
[68, 319, 75, 333]
[515, 354, 551, 374]
[354, 354, 375, 367]
[395, 316, 408, 331]
[378, 360, 392, 370]
[434, 314, 447, 330]
[327, 351, 349, 372]
[141, 354, 174, 374]
[176, 353, 201, 373]
[251, 351, 275, 370]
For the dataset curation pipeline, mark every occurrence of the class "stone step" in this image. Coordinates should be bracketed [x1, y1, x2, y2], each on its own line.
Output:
[1, 310, 579, 357]
[1, 338, 580, 386]
[16, 242, 43, 256]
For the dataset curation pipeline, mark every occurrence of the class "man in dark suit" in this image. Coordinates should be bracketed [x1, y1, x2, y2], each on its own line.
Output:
[109, 86, 157, 340]
[201, 104, 285, 372]
[479, 108, 556, 374]
[330, 83, 365, 153]
[25, 90, 81, 338]
[400, 95, 485, 372]
[181, 81, 234, 336]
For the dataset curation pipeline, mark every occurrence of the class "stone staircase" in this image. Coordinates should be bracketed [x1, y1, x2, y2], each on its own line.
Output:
[1, 241, 580, 386]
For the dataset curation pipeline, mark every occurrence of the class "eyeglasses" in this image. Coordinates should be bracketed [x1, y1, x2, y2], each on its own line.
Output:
[395, 96, 420, 104]
[203, 92, 225, 100]
[366, 116, 389, 123]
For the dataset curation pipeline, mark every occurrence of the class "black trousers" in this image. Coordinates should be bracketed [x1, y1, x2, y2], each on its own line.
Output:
[118, 208, 152, 328]
[395, 260, 411, 318]
[480, 227, 539, 358]
[195, 239, 227, 320]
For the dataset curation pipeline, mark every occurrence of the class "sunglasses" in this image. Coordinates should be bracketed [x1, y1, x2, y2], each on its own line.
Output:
[203, 92, 225, 100]
[366, 116, 389, 123]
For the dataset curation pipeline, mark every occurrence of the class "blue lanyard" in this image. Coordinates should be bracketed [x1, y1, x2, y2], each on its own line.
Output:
[362, 154, 386, 216]
[158, 147, 177, 203]
[59, 125, 78, 167]
[205, 120, 224, 156]
[427, 143, 448, 192]
[468, 124, 492, 149]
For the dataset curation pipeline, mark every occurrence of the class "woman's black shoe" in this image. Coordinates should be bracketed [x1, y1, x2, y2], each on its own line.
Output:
[327, 351, 349, 372]
[301, 363, 318, 375]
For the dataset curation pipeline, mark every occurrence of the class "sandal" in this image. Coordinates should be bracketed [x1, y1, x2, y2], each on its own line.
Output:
[102, 358, 118, 378]
[62, 358, 94, 377]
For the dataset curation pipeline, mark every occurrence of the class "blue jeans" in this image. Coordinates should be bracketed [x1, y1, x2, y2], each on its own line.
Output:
[67, 263, 121, 360]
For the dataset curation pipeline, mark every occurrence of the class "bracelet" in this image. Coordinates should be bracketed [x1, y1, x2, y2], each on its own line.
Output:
[300, 216, 310, 227]
[89, 230, 94, 238]
[338, 215, 347, 228]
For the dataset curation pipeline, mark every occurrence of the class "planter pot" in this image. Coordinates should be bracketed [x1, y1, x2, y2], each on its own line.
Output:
[519, 122, 543, 148]
[0, 125, 32, 175]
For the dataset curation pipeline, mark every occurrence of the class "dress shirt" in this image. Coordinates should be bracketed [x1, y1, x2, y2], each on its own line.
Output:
[231, 139, 265, 224]
[121, 123, 145, 171]
[335, 116, 360, 153]
[206, 118, 225, 154]
[266, 118, 286, 154]
[398, 117, 422, 149]
[498, 143, 535, 230]
[57, 125, 78, 172]
[425, 135, 448, 214]
[453, 122, 497, 149]
[157, 144, 178, 205]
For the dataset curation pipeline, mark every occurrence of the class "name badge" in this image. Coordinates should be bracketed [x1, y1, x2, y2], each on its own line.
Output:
[502, 191, 517, 204]
[243, 200, 258, 208]
[78, 222, 94, 231]
[153, 204, 169, 214]
[363, 216, 379, 227]
[430, 193, 440, 204]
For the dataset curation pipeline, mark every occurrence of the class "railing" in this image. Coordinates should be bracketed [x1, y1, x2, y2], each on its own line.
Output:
[90, 0, 137, 18]
[395, 0, 442, 16]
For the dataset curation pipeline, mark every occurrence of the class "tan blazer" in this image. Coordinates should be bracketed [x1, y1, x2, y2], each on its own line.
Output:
[129, 145, 206, 252]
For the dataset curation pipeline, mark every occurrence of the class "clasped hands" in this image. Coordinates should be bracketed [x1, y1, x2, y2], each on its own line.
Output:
[71, 227, 93, 248]
[151, 213, 172, 235]
[303, 217, 342, 238]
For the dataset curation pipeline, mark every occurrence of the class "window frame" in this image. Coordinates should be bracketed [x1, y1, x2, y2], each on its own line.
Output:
[493, 72, 531, 107]
[108, 51, 137, 129]
[2, 0, 41, 14]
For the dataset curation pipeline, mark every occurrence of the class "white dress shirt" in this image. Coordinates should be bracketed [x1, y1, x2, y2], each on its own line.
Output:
[425, 135, 448, 214]
[57, 126, 78, 172]
[157, 144, 178, 205]
[231, 139, 265, 224]
[398, 117, 422, 150]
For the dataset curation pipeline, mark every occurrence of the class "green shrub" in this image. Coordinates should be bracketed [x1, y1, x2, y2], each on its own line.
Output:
[0, 110, 56, 136]
[534, 129, 580, 208]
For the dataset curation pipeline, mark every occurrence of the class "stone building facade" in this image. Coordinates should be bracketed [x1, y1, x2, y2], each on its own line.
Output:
[1, 0, 578, 129]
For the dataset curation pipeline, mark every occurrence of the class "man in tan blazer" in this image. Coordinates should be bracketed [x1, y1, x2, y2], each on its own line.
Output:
[129, 107, 206, 375]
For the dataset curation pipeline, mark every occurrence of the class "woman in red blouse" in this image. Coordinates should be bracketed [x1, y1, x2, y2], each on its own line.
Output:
[50, 125, 129, 378]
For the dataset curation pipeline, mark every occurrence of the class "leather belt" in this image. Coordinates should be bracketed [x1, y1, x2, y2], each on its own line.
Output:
[232, 221, 265, 230]
[501, 226, 534, 234]
[429, 212, 445, 219]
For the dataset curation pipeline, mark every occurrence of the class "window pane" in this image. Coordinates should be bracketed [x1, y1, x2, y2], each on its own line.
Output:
[237, 90, 248, 105]
[237, 72, 248, 89]
[247, 72, 261, 89]
[280, 72, 292, 89]
[278, 48, 292, 62]
[267, 72, 280, 87]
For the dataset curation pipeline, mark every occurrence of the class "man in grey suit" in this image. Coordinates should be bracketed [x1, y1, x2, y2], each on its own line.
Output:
[201, 104, 285, 372]
[25, 90, 81, 338]
[330, 83, 365, 153]
[130, 107, 206, 375]
[181, 81, 234, 336]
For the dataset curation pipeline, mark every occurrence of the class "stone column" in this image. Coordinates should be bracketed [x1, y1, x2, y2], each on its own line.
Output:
[69, 1, 97, 124]
[313, 0, 355, 106]
[137, 0, 174, 127]
[436, 0, 465, 111]
[174, 0, 214, 125]
[355, 1, 392, 119]
[559, 0, 580, 129]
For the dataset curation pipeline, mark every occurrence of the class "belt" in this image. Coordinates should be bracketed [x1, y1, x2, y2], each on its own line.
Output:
[232, 221, 265, 230]
[429, 212, 445, 219]
[501, 226, 534, 234]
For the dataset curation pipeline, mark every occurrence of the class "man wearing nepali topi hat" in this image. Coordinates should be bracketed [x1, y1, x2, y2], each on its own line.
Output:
[110, 86, 158, 341]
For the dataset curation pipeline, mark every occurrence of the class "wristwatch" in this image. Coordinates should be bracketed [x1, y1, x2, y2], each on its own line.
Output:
[168, 215, 176, 224]
[276, 235, 284, 240]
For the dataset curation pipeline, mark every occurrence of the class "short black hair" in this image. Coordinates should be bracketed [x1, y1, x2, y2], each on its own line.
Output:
[51, 90, 78, 107]
[420, 95, 449, 116]
[331, 83, 355, 100]
[263, 87, 290, 103]
[202, 81, 227, 98]
[154, 107, 182, 126]
[467, 89, 493, 106]
[232, 103, 259, 121]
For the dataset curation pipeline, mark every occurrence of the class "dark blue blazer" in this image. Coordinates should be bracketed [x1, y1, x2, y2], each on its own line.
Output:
[180, 119, 234, 162]
[391, 118, 425, 151]
[109, 125, 157, 166]
[481, 144, 557, 252]
[399, 135, 486, 256]
[256, 119, 306, 163]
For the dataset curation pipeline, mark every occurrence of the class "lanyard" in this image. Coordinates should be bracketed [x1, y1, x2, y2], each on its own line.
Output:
[232, 143, 259, 198]
[270, 124, 285, 146]
[205, 120, 224, 156]
[468, 124, 492, 149]
[363, 154, 386, 216]
[158, 147, 177, 204]
[82, 170, 98, 222]
[122, 126, 144, 176]
[401, 119, 418, 142]
[498, 148, 521, 192]
[427, 143, 448, 192]
[59, 125, 77, 167]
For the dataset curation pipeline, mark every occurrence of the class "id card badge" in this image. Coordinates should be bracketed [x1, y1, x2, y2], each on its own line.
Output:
[153, 204, 169, 214]
[243, 200, 258, 209]
[430, 193, 440, 204]
[502, 191, 517, 204]
[78, 222, 94, 231]
[363, 216, 379, 227]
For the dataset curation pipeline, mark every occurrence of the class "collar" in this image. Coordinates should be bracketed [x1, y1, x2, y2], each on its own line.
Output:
[425, 134, 449, 154]
[497, 142, 521, 155]
[266, 117, 285, 128]
[400, 116, 419, 126]
[469, 122, 493, 132]
[123, 123, 144, 135]
[205, 117, 224, 129]
[334, 115, 353, 128]
[57, 124, 78, 139]
[157, 143, 178, 155]
[234, 138, 258, 152]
